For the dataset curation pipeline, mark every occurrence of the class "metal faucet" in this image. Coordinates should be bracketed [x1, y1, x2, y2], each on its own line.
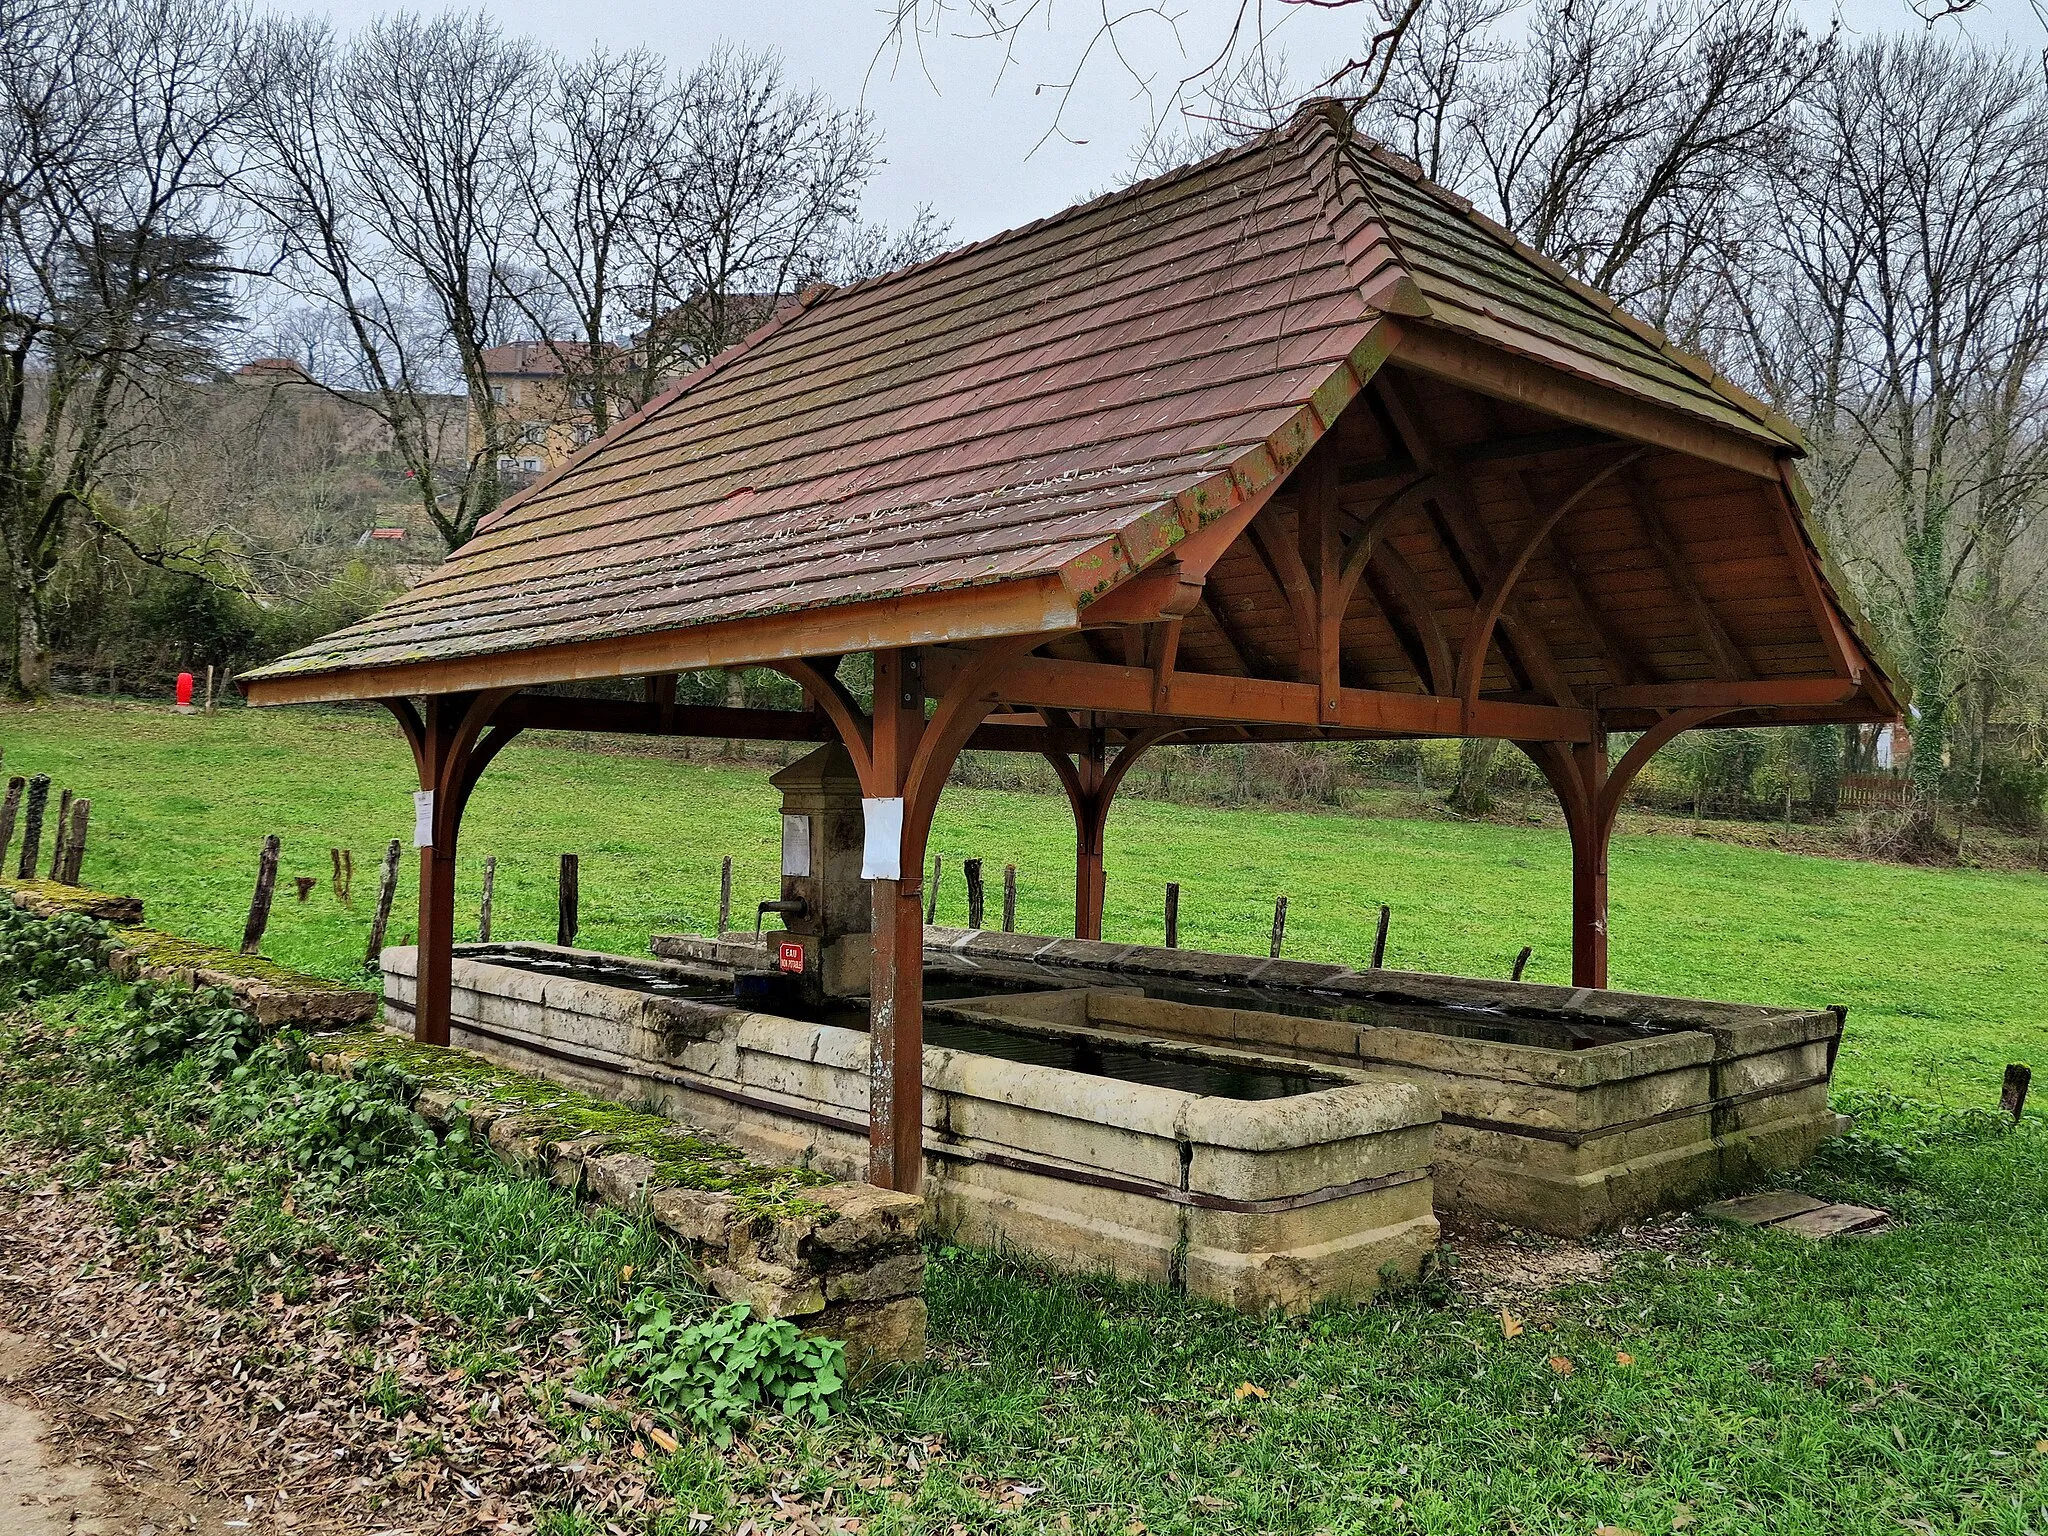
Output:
[755, 896, 808, 935]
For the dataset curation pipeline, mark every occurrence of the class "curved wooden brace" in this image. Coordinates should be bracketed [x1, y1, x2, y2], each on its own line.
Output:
[1367, 541, 1456, 695]
[769, 658, 874, 788]
[893, 636, 1053, 859]
[1333, 473, 1436, 618]
[383, 698, 426, 776]
[1456, 449, 1648, 711]
[456, 721, 526, 818]
[1597, 706, 1723, 828]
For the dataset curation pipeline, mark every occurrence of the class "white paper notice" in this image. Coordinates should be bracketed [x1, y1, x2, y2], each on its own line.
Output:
[781, 813, 813, 877]
[413, 789, 435, 848]
[861, 797, 904, 879]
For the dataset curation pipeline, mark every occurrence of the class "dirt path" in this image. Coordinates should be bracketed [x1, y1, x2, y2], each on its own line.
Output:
[0, 1329, 242, 1536]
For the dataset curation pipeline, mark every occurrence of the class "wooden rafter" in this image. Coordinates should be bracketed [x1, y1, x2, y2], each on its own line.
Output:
[1501, 469, 1648, 687]
[1623, 463, 1754, 681]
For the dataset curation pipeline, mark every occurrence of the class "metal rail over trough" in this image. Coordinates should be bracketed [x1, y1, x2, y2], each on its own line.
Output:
[242, 103, 1901, 1202]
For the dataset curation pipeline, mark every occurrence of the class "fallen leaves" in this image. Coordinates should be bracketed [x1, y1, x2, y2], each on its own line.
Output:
[1500, 1308, 1524, 1339]
[1549, 1356, 1575, 1376]
[1615, 1352, 1635, 1367]
[648, 1424, 680, 1454]
[1233, 1382, 1269, 1401]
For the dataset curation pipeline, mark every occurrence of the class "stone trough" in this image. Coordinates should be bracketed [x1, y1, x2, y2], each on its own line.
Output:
[381, 942, 1442, 1314]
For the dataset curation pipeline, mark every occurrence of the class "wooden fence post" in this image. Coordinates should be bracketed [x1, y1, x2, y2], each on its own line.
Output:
[1371, 904, 1390, 969]
[1269, 896, 1287, 959]
[59, 799, 88, 885]
[0, 777, 22, 870]
[718, 856, 733, 935]
[203, 664, 215, 713]
[1512, 945, 1532, 982]
[926, 854, 943, 924]
[365, 838, 401, 968]
[964, 857, 985, 929]
[1165, 882, 1180, 948]
[1002, 863, 1017, 933]
[15, 775, 48, 880]
[557, 854, 579, 947]
[2003, 1064, 2032, 1121]
[46, 788, 72, 880]
[479, 855, 496, 942]
[241, 835, 281, 955]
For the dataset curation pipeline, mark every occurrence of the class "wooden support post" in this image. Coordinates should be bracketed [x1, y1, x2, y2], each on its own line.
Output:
[1270, 895, 1288, 959]
[15, 775, 48, 880]
[1512, 945, 1532, 982]
[343, 848, 353, 901]
[1049, 730, 1167, 943]
[1372, 904, 1390, 969]
[1164, 881, 1180, 948]
[203, 664, 215, 713]
[1002, 864, 1017, 932]
[242, 835, 280, 955]
[867, 646, 930, 1194]
[479, 855, 496, 942]
[2003, 1064, 2032, 1121]
[59, 799, 88, 885]
[46, 788, 72, 880]
[964, 857, 985, 930]
[366, 839, 401, 969]
[330, 847, 344, 899]
[0, 777, 22, 869]
[557, 854, 579, 947]
[718, 856, 733, 935]
[926, 854, 943, 924]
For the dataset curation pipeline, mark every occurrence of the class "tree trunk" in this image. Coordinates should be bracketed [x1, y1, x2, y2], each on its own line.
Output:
[9, 559, 49, 700]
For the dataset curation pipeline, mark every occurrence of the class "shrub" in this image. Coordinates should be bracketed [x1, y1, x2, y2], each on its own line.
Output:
[0, 907, 111, 1000]
[606, 1295, 845, 1446]
[260, 1062, 433, 1181]
[118, 982, 265, 1074]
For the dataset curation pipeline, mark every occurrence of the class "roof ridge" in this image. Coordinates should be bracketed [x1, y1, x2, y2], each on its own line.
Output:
[1337, 133, 1800, 450]
[818, 121, 1301, 313]
[1290, 102, 1435, 320]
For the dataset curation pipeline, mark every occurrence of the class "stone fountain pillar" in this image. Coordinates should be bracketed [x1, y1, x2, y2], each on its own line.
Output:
[764, 743, 872, 1001]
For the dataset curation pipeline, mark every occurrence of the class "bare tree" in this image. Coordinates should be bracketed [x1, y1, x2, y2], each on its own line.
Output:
[514, 48, 683, 431]
[244, 12, 544, 553]
[1755, 38, 2048, 801]
[0, 0, 251, 697]
[638, 45, 898, 369]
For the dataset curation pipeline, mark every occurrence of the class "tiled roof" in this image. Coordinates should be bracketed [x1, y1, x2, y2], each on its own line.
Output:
[245, 105, 1798, 689]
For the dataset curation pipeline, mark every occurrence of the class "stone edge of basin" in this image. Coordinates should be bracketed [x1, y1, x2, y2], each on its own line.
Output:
[308, 1034, 929, 1376]
[921, 928, 1843, 1040]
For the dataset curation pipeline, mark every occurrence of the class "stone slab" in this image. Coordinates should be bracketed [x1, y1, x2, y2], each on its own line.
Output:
[1774, 1202, 1888, 1238]
[1698, 1190, 1828, 1226]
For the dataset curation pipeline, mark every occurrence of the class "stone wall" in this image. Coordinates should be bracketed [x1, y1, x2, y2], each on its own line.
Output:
[315, 1037, 927, 1375]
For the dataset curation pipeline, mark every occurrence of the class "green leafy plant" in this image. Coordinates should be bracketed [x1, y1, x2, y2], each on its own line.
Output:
[262, 1064, 431, 1182]
[0, 907, 110, 999]
[605, 1295, 845, 1446]
[118, 982, 265, 1073]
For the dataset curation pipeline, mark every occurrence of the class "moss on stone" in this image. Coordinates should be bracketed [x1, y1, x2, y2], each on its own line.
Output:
[334, 1028, 834, 1222]
[118, 929, 353, 992]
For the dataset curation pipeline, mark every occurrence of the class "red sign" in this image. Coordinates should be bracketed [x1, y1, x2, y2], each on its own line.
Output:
[777, 940, 805, 975]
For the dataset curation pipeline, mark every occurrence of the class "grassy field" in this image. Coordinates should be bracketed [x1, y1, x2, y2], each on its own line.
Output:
[1, 696, 2044, 1103]
[6, 976, 2048, 1536]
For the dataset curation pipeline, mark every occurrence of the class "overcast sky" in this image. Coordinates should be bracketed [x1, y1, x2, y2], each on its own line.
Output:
[273, 0, 2045, 246]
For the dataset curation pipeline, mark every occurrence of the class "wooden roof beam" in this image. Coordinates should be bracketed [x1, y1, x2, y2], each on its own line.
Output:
[1500, 469, 1648, 687]
[1372, 373, 1579, 710]
[985, 653, 1594, 741]
[1338, 424, 1622, 487]
[1453, 449, 1646, 713]
[1623, 463, 1755, 680]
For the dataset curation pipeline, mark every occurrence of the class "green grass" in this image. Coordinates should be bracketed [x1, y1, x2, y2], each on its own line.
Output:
[10, 974, 2048, 1535]
[3, 697, 2041, 1104]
